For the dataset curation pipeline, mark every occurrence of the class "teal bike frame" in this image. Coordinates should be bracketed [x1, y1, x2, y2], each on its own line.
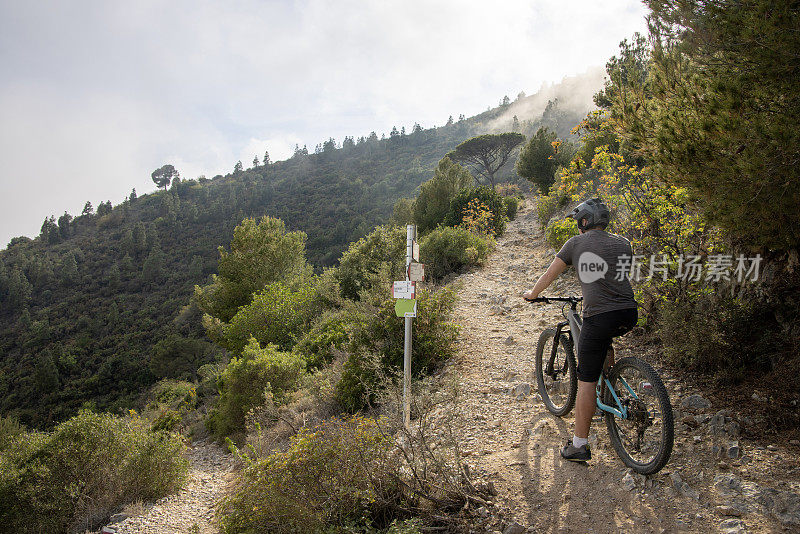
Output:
[539, 296, 639, 420]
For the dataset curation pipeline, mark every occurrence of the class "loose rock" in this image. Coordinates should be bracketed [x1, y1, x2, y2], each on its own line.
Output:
[681, 393, 711, 412]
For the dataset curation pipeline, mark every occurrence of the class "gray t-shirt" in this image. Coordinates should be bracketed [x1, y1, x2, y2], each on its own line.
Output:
[556, 230, 637, 317]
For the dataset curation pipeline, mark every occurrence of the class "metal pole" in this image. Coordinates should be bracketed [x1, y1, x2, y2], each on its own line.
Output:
[403, 224, 415, 428]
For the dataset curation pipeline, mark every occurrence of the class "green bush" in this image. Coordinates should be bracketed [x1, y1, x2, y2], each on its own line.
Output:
[335, 225, 407, 300]
[218, 416, 404, 534]
[146, 380, 198, 432]
[223, 280, 323, 352]
[336, 287, 459, 411]
[413, 157, 473, 233]
[0, 415, 23, 451]
[443, 186, 507, 237]
[208, 339, 306, 439]
[657, 293, 776, 383]
[503, 196, 519, 220]
[544, 217, 578, 250]
[0, 410, 187, 533]
[536, 194, 560, 225]
[419, 226, 493, 280]
[292, 310, 351, 370]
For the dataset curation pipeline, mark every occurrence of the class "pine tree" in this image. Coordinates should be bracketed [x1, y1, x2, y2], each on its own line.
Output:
[253, 155, 260, 168]
[263, 150, 271, 165]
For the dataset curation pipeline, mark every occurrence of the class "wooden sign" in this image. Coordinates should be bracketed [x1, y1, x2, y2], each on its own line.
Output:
[408, 262, 425, 282]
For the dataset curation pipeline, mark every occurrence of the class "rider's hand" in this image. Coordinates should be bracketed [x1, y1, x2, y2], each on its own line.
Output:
[522, 290, 538, 301]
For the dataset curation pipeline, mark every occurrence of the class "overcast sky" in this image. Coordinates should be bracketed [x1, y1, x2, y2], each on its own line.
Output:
[0, 0, 648, 247]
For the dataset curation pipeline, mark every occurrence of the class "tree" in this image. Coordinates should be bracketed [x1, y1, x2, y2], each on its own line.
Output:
[96, 201, 112, 217]
[512, 115, 520, 132]
[613, 1, 800, 250]
[446, 133, 525, 188]
[446, 115, 454, 127]
[516, 127, 570, 195]
[195, 216, 312, 323]
[151, 164, 179, 191]
[40, 216, 59, 244]
[263, 150, 271, 165]
[413, 157, 474, 233]
[59, 252, 78, 286]
[501, 95, 510, 106]
[142, 249, 164, 284]
[82, 201, 93, 216]
[129, 188, 137, 202]
[57, 212, 72, 240]
[253, 155, 259, 168]
[7, 268, 31, 310]
[234, 160, 243, 174]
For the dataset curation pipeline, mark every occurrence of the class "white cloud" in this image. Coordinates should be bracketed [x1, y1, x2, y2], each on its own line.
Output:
[0, 0, 648, 246]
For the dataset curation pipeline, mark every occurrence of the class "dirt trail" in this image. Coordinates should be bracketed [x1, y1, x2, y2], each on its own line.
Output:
[104, 439, 233, 534]
[444, 197, 800, 533]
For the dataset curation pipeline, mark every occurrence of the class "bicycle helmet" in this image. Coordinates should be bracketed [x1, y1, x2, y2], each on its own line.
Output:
[569, 197, 610, 231]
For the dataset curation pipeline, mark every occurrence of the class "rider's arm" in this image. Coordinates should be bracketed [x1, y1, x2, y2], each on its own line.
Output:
[523, 257, 568, 300]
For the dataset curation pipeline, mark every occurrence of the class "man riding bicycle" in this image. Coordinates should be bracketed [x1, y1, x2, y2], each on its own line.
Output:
[523, 198, 638, 462]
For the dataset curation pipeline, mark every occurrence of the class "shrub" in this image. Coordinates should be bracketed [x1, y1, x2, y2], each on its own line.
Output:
[336, 287, 459, 411]
[544, 217, 578, 250]
[335, 225, 407, 300]
[292, 310, 351, 370]
[657, 293, 776, 383]
[149, 335, 217, 380]
[413, 157, 473, 233]
[419, 226, 492, 280]
[503, 196, 519, 220]
[223, 279, 323, 352]
[0, 410, 187, 533]
[0, 415, 23, 451]
[536, 193, 560, 225]
[218, 416, 401, 534]
[208, 339, 305, 439]
[443, 186, 507, 237]
[146, 380, 198, 432]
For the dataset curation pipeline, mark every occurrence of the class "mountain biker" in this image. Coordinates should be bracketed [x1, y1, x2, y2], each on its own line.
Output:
[523, 197, 638, 462]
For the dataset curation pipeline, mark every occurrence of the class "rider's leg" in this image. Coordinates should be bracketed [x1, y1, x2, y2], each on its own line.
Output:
[574, 380, 597, 439]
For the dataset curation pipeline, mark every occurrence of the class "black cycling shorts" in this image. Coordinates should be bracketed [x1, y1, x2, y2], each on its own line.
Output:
[577, 307, 638, 382]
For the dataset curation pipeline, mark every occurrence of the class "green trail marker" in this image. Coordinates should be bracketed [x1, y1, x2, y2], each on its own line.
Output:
[394, 298, 417, 318]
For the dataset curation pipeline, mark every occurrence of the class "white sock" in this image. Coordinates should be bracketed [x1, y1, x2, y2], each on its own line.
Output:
[573, 436, 588, 448]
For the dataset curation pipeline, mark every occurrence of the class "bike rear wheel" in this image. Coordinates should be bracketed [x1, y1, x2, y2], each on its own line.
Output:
[535, 327, 577, 416]
[604, 356, 673, 475]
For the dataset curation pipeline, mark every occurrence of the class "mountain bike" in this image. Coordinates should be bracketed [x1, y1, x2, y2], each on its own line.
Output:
[529, 296, 673, 475]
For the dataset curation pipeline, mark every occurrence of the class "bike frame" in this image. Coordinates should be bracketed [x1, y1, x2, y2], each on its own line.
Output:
[539, 297, 639, 420]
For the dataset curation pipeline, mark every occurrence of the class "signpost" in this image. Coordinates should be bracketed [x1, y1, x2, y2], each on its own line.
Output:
[393, 226, 424, 427]
[403, 225, 416, 427]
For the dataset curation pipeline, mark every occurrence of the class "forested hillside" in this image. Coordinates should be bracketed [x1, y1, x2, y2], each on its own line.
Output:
[0, 73, 596, 427]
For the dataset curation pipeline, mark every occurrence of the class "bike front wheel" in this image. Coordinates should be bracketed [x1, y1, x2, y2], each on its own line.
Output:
[535, 327, 577, 416]
[604, 356, 674, 475]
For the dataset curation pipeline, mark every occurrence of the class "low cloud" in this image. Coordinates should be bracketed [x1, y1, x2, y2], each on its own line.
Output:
[0, 0, 648, 245]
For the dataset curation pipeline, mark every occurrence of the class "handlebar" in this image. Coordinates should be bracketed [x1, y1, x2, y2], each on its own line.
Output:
[524, 296, 583, 305]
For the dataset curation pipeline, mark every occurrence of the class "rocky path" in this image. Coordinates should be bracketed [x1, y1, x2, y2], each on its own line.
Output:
[443, 198, 800, 533]
[104, 439, 233, 534]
